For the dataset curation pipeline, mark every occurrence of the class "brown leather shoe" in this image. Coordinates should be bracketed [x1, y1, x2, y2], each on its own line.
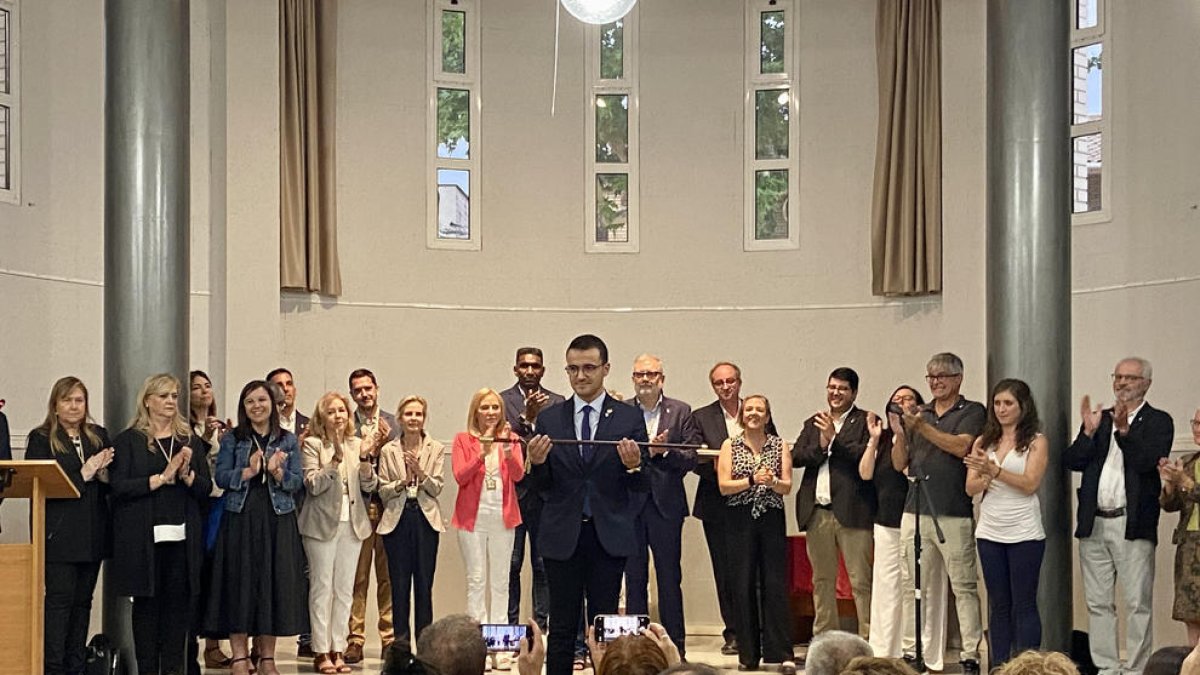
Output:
[343, 643, 364, 664]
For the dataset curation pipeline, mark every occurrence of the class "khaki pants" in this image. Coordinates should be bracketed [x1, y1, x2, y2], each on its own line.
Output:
[806, 508, 873, 637]
[899, 514, 982, 663]
[348, 499, 394, 647]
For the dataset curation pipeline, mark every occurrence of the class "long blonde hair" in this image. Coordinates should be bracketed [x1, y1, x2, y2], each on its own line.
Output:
[129, 373, 193, 450]
[308, 391, 356, 463]
[466, 388, 506, 437]
[37, 377, 102, 455]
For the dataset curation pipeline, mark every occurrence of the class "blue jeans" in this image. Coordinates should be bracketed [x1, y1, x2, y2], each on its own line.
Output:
[977, 538, 1045, 665]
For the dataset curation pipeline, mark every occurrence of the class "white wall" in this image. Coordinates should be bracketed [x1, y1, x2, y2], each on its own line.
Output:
[1, 0, 1197, 648]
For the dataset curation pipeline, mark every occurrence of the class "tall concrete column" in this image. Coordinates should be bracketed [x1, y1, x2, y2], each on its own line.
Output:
[986, 0, 1072, 653]
[103, 1, 190, 671]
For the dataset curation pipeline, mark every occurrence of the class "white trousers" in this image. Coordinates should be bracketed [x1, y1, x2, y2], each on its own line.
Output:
[304, 521, 361, 653]
[458, 505, 515, 624]
[897, 513, 950, 669]
[1079, 514, 1156, 675]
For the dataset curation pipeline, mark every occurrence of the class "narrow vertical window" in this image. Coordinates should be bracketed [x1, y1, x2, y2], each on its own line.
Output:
[428, 0, 481, 249]
[585, 10, 639, 252]
[0, 0, 20, 204]
[744, 0, 797, 250]
[1070, 0, 1107, 222]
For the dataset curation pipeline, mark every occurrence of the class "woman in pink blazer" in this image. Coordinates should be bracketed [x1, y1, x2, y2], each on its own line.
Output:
[452, 388, 525, 638]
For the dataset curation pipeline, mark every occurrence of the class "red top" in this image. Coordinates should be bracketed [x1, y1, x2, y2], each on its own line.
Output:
[450, 431, 525, 531]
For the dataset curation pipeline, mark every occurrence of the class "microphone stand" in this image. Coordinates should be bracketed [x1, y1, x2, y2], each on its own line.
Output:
[906, 451, 945, 674]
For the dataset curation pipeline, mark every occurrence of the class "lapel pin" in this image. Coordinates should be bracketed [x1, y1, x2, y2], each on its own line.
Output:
[605, 408, 613, 418]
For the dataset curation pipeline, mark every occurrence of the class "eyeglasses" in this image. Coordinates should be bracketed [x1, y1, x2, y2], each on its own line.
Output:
[632, 371, 663, 380]
[565, 364, 604, 376]
[893, 394, 917, 403]
[711, 378, 739, 388]
[925, 373, 961, 382]
[826, 385, 852, 394]
[1111, 374, 1146, 383]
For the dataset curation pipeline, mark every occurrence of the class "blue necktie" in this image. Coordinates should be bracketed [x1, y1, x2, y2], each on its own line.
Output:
[581, 405, 593, 518]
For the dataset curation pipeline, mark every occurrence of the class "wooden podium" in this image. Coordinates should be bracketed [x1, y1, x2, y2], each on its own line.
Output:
[0, 460, 79, 675]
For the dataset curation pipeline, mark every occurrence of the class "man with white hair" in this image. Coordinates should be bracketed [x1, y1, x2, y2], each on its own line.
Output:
[1066, 356, 1174, 675]
[805, 630, 873, 675]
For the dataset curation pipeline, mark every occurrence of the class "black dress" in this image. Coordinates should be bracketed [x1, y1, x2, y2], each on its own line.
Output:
[202, 468, 309, 636]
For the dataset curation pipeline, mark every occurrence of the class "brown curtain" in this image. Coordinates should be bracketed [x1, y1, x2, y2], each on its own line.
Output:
[280, 0, 341, 296]
[871, 0, 942, 296]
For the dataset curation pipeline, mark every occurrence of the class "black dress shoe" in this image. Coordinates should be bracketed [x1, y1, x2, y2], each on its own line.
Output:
[961, 659, 981, 675]
[738, 663, 759, 672]
[721, 638, 739, 656]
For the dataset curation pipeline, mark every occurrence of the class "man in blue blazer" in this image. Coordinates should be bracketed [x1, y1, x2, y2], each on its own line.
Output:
[525, 334, 650, 675]
[623, 353, 697, 658]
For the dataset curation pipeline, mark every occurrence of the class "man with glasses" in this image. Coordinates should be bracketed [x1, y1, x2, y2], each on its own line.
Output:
[524, 334, 649, 675]
[1066, 357, 1173, 675]
[623, 353, 697, 658]
[685, 362, 778, 656]
[793, 367, 875, 639]
[891, 352, 985, 674]
[500, 347, 565, 631]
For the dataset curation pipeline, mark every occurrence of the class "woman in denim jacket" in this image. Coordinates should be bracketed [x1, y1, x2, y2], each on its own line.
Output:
[202, 380, 310, 675]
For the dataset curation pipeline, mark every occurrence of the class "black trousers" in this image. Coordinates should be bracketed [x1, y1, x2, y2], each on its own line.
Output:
[382, 503, 441, 651]
[132, 542, 194, 675]
[624, 505, 686, 655]
[727, 505, 792, 666]
[508, 493, 549, 629]
[543, 522, 624, 675]
[701, 505, 740, 641]
[44, 560, 102, 675]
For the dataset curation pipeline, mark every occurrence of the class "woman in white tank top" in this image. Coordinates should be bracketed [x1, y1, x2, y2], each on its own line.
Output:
[964, 379, 1049, 667]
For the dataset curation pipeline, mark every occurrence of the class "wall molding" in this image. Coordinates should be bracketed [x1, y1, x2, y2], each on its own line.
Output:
[0, 267, 211, 296]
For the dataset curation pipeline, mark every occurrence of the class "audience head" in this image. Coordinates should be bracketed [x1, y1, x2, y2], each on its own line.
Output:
[708, 361, 742, 403]
[840, 657, 918, 675]
[737, 394, 772, 430]
[1144, 646, 1192, 675]
[40, 376, 101, 453]
[659, 664, 722, 675]
[397, 395, 429, 437]
[514, 347, 547, 390]
[565, 334, 611, 400]
[189, 370, 217, 421]
[594, 634, 668, 675]
[979, 378, 1041, 451]
[1112, 356, 1153, 404]
[925, 352, 965, 402]
[348, 368, 380, 413]
[805, 630, 873, 675]
[415, 614, 487, 675]
[233, 380, 281, 440]
[995, 651, 1081, 675]
[467, 388, 506, 437]
[632, 354, 665, 402]
[827, 367, 859, 414]
[309, 391, 355, 442]
[266, 367, 298, 415]
[131, 373, 191, 441]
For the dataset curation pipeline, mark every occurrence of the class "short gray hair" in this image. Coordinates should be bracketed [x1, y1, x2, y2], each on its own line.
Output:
[926, 352, 964, 376]
[416, 614, 486, 675]
[1118, 356, 1153, 380]
[806, 631, 873, 675]
[633, 353, 665, 374]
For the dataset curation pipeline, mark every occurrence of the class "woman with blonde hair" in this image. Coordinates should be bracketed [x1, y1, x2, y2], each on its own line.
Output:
[299, 391, 381, 674]
[109, 373, 213, 675]
[451, 389, 525, 655]
[378, 395, 446, 652]
[25, 376, 113, 675]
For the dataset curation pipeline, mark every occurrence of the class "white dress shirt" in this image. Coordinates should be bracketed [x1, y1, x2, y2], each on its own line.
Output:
[815, 406, 855, 506]
[1096, 401, 1146, 510]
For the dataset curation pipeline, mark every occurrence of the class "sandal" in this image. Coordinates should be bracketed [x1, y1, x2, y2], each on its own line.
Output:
[573, 655, 588, 671]
[331, 652, 353, 673]
[231, 657, 252, 675]
[205, 645, 234, 669]
[314, 653, 338, 675]
[257, 656, 280, 675]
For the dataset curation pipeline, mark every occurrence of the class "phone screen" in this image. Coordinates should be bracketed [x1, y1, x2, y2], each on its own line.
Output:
[593, 614, 650, 642]
[481, 624, 530, 653]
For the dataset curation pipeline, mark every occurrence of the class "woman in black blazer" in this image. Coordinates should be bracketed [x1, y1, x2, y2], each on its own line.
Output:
[24, 376, 114, 675]
[109, 373, 212, 675]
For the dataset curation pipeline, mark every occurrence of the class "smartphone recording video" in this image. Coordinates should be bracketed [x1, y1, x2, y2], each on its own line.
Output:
[592, 614, 650, 642]
[481, 624, 530, 653]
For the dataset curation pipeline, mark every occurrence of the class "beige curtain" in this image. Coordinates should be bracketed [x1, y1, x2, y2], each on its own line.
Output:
[280, 0, 341, 296]
[871, 0, 942, 297]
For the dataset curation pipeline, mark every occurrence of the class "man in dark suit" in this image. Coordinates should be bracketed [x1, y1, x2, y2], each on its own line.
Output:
[525, 334, 650, 675]
[684, 361, 778, 656]
[1065, 357, 1173, 675]
[500, 346, 566, 630]
[793, 367, 876, 639]
[346, 368, 402, 663]
[267, 367, 309, 437]
[622, 353, 697, 658]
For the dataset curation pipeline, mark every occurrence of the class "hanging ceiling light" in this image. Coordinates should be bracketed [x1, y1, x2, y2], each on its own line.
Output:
[559, 0, 638, 25]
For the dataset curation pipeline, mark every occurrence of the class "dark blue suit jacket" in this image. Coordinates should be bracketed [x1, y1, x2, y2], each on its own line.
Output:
[526, 394, 651, 560]
[628, 396, 697, 521]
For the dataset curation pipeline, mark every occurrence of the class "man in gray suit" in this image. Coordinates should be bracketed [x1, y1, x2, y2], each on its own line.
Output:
[623, 353, 697, 658]
[501, 347, 565, 629]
